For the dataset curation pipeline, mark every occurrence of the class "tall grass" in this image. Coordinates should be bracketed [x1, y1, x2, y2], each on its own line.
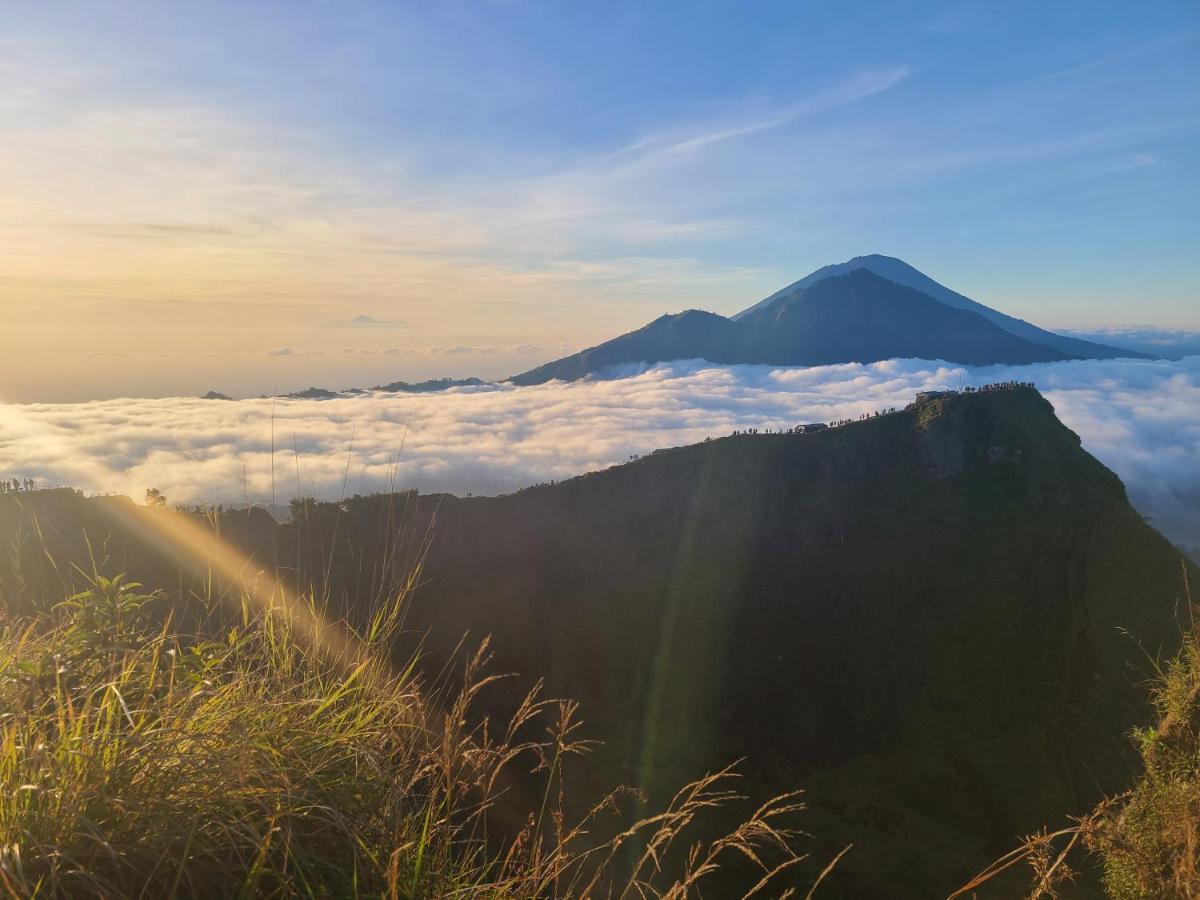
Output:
[951, 565, 1199, 900]
[0, 570, 830, 898]
[1097, 565, 1200, 899]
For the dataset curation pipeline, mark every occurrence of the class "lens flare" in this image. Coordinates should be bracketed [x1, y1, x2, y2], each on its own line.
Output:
[91, 499, 399, 690]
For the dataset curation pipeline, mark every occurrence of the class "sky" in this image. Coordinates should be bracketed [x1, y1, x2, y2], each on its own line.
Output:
[1, 1, 1198, 402]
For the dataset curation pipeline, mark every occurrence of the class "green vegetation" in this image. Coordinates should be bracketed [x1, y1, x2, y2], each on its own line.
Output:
[1101, 570, 1200, 899]
[952, 566, 1200, 898]
[0, 570, 822, 898]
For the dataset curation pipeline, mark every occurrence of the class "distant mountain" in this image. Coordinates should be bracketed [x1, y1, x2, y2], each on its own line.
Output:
[733, 269, 1079, 365]
[512, 256, 1150, 385]
[736, 254, 1146, 360]
[511, 308, 739, 384]
[282, 386, 345, 400]
[5, 386, 1192, 895]
[294, 378, 485, 398]
[512, 268, 1073, 384]
[371, 376, 485, 393]
[237, 378, 485, 401]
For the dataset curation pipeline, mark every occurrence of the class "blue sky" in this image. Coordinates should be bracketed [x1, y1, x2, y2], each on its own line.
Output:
[1, 1, 1197, 400]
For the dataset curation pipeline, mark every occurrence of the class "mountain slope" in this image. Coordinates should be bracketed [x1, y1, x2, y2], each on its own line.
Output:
[512, 269, 1071, 384]
[511, 308, 738, 385]
[3, 387, 1192, 896]
[735, 254, 1148, 360]
[734, 269, 1073, 365]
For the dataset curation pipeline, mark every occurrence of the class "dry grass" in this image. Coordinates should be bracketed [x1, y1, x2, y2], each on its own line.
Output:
[0, 571, 837, 898]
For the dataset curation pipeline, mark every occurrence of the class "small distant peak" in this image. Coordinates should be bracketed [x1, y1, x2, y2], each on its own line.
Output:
[201, 390, 234, 401]
[654, 308, 723, 324]
[372, 377, 485, 393]
[286, 386, 340, 400]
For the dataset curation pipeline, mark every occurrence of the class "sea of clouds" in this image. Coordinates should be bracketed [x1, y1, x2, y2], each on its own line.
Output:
[2, 355, 1198, 546]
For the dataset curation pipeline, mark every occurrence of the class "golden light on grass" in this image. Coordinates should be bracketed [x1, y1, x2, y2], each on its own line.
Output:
[0, 495, 823, 897]
[90, 499, 407, 693]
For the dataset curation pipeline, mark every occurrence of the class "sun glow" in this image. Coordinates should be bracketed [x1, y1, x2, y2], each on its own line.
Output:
[91, 499, 417, 692]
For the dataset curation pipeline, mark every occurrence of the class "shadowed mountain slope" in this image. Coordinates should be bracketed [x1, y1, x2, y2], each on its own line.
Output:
[512, 269, 1073, 384]
[510, 308, 738, 384]
[1, 388, 1192, 896]
[734, 268, 1074, 365]
[735, 254, 1147, 360]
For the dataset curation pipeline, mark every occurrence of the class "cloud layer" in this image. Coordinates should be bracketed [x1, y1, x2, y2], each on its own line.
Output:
[1061, 327, 1200, 360]
[2, 356, 1198, 546]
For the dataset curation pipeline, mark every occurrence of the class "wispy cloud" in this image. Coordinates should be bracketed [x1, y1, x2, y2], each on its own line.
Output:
[1000, 36, 1198, 92]
[325, 315, 410, 329]
[1096, 151, 1159, 174]
[335, 344, 543, 357]
[266, 348, 323, 358]
[617, 67, 914, 161]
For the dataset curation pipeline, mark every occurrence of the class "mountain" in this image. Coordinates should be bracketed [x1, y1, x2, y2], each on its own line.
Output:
[735, 254, 1146, 360]
[511, 308, 739, 384]
[285, 378, 485, 398]
[284, 386, 343, 399]
[213, 378, 486, 401]
[371, 376, 485, 393]
[512, 256, 1150, 386]
[512, 268, 1073, 384]
[3, 386, 1192, 896]
[732, 269, 1077, 365]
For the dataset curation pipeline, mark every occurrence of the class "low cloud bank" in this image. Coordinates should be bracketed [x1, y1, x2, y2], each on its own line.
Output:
[1061, 327, 1200, 360]
[2, 356, 1198, 546]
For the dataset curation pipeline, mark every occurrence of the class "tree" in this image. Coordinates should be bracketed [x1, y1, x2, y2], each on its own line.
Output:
[289, 496, 319, 522]
[144, 487, 167, 510]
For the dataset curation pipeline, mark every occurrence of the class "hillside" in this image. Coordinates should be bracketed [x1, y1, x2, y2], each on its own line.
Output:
[1, 387, 1193, 896]
[343, 387, 1190, 894]
[512, 269, 1075, 384]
